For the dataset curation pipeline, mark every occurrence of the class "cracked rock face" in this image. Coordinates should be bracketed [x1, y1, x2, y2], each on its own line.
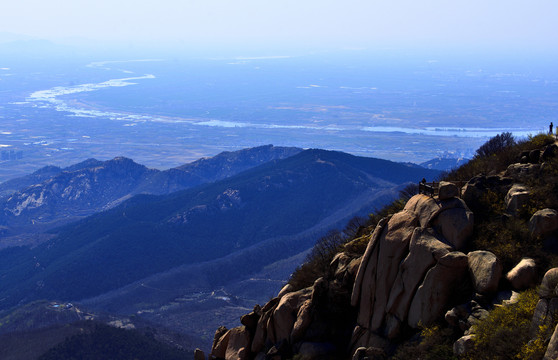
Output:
[351, 194, 474, 343]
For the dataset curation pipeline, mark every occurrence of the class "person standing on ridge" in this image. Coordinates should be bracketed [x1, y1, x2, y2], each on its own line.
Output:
[550, 122, 554, 135]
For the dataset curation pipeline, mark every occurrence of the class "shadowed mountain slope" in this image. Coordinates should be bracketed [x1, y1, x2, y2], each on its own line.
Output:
[0, 145, 302, 237]
[0, 149, 439, 311]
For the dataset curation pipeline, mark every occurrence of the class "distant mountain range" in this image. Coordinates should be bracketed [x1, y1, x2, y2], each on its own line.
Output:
[0, 146, 440, 354]
[0, 145, 302, 239]
[0, 148, 439, 311]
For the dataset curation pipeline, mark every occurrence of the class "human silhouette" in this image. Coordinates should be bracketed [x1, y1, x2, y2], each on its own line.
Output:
[550, 122, 554, 135]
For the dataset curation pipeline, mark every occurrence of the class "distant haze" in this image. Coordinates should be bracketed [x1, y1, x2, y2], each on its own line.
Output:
[2, 0, 557, 52]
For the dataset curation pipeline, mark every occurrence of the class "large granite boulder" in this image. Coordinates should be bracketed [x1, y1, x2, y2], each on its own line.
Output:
[468, 250, 502, 294]
[529, 209, 558, 239]
[291, 299, 313, 343]
[211, 326, 231, 359]
[331, 252, 360, 286]
[505, 184, 530, 215]
[241, 305, 262, 331]
[272, 288, 312, 343]
[438, 181, 459, 200]
[403, 195, 440, 228]
[541, 144, 558, 161]
[251, 299, 277, 353]
[225, 326, 251, 360]
[384, 228, 452, 338]
[539, 268, 558, 298]
[408, 251, 469, 328]
[453, 334, 476, 356]
[404, 194, 474, 250]
[432, 198, 474, 250]
[277, 284, 294, 298]
[530, 149, 541, 163]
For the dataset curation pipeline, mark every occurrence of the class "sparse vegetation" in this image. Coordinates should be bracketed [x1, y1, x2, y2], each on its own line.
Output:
[38, 322, 189, 360]
[443, 133, 558, 272]
[393, 323, 458, 360]
[462, 289, 540, 360]
[475, 131, 516, 158]
[287, 181, 420, 291]
[444, 133, 554, 182]
[288, 229, 347, 290]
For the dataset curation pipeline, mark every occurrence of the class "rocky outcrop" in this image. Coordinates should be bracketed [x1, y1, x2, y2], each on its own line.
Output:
[211, 326, 231, 359]
[539, 268, 558, 299]
[523, 267, 558, 360]
[385, 228, 452, 338]
[447, 264, 558, 357]
[431, 198, 474, 250]
[407, 251, 469, 328]
[210, 188, 479, 359]
[352, 193, 473, 345]
[541, 144, 558, 161]
[445, 298, 489, 334]
[273, 288, 312, 343]
[225, 327, 251, 360]
[212, 269, 355, 360]
[403, 195, 474, 249]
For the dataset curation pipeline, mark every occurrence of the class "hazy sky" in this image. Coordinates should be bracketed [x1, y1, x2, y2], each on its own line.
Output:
[2, 0, 557, 51]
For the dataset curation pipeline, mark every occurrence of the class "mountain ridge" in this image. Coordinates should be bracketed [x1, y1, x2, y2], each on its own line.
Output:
[0, 148, 439, 311]
[0, 145, 303, 242]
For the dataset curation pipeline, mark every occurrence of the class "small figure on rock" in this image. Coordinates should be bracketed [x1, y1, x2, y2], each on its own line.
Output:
[550, 122, 554, 135]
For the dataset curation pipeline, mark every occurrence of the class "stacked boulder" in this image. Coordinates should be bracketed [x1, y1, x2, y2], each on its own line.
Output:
[209, 258, 360, 359]
[350, 184, 474, 354]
